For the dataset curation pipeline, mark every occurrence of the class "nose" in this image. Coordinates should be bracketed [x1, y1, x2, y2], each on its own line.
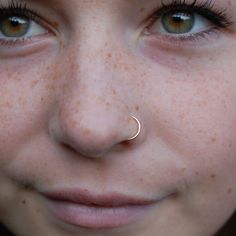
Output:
[48, 52, 140, 159]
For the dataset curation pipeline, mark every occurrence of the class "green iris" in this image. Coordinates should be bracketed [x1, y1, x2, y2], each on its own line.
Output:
[0, 16, 30, 37]
[162, 11, 195, 34]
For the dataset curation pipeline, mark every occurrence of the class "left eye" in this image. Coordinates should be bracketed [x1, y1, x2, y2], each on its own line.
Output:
[150, 10, 212, 35]
[0, 15, 47, 39]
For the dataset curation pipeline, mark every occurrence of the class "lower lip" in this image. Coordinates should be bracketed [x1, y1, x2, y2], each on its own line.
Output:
[44, 198, 155, 229]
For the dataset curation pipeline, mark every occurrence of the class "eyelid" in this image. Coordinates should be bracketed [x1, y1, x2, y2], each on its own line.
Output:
[138, 1, 235, 50]
[0, 20, 48, 39]
[0, 5, 59, 37]
[149, 13, 213, 36]
[148, 0, 233, 28]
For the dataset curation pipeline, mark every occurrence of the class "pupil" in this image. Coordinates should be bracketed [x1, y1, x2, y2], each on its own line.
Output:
[10, 17, 21, 27]
[172, 15, 183, 23]
[172, 13, 191, 23]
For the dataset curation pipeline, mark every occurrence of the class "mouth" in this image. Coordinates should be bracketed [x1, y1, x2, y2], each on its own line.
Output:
[39, 188, 160, 229]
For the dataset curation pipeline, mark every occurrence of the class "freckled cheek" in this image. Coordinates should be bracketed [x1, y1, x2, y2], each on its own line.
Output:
[149, 81, 236, 160]
[0, 66, 59, 159]
[173, 112, 236, 171]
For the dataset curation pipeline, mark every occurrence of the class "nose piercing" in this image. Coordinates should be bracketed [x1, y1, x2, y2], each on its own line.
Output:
[127, 115, 141, 141]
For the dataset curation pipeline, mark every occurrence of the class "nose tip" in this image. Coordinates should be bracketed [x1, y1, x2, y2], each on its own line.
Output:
[49, 109, 139, 159]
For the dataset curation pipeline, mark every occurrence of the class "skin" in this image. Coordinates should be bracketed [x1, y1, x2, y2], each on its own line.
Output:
[0, 0, 236, 235]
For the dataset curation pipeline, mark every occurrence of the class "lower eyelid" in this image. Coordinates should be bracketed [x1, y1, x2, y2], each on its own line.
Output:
[141, 28, 223, 51]
[0, 35, 57, 58]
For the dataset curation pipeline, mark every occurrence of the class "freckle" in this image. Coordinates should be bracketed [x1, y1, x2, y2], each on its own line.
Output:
[107, 53, 112, 58]
[71, 120, 78, 128]
[112, 89, 117, 95]
[209, 57, 214, 62]
[60, 43, 66, 49]
[195, 171, 199, 176]
[186, 72, 190, 77]
[178, 114, 185, 120]
[210, 174, 216, 179]
[52, 21, 59, 27]
[140, 7, 145, 12]
[135, 105, 140, 111]
[84, 129, 91, 135]
[228, 143, 232, 148]
[210, 137, 216, 143]
[46, 84, 55, 91]
[141, 80, 146, 87]
[51, 75, 57, 81]
[31, 80, 39, 88]
[181, 168, 186, 172]
[228, 188, 232, 194]
[139, 178, 144, 183]
[3, 101, 12, 108]
[21, 199, 26, 205]
[199, 71, 205, 77]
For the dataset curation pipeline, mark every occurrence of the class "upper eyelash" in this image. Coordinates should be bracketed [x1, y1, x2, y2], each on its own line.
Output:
[0, 0, 39, 22]
[152, 0, 233, 28]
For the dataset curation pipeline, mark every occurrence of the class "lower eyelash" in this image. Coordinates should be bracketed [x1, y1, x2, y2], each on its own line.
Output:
[0, 37, 29, 46]
[164, 28, 219, 42]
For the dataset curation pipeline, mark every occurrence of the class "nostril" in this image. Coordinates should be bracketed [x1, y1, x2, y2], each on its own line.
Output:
[60, 142, 75, 153]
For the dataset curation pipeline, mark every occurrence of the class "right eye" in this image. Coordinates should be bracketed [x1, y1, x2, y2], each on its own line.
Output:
[150, 10, 212, 36]
[144, 1, 232, 44]
[0, 15, 47, 41]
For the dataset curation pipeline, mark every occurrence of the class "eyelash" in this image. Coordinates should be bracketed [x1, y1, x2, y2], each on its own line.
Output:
[146, 0, 233, 41]
[0, 0, 233, 47]
[0, 0, 38, 20]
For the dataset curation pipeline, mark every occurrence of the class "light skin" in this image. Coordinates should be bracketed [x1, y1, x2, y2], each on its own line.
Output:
[0, 0, 236, 235]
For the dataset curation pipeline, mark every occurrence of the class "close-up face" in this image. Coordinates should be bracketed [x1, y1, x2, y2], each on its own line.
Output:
[0, 0, 236, 235]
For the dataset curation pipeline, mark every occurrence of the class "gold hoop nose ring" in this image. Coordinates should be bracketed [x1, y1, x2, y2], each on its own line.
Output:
[127, 115, 141, 141]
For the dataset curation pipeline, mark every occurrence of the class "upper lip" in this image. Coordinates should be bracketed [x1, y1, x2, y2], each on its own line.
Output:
[39, 189, 157, 207]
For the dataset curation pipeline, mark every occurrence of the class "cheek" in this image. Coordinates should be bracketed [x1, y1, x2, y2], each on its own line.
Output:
[142, 64, 236, 181]
[0, 59, 59, 168]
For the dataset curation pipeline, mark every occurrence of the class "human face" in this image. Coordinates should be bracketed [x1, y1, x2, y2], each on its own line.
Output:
[0, 0, 236, 235]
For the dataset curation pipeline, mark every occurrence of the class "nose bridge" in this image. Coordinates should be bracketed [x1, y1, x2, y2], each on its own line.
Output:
[62, 39, 123, 120]
[61, 1, 125, 105]
[61, 8, 130, 119]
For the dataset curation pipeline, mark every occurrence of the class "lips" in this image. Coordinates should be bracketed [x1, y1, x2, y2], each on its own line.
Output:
[40, 189, 159, 229]
[42, 189, 156, 206]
